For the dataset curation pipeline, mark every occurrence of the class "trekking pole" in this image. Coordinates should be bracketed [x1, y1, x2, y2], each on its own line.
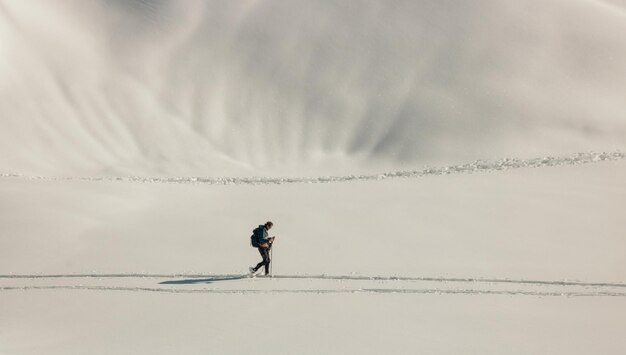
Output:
[270, 244, 274, 276]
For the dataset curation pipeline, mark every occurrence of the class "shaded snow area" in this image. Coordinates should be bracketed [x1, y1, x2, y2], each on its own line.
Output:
[2, 0, 626, 354]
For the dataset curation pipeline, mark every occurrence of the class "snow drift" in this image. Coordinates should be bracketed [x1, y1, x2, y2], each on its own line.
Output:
[1, 0, 625, 176]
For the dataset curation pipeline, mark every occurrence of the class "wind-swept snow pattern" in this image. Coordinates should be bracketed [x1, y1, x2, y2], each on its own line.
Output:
[1, 0, 626, 175]
[1, 151, 623, 185]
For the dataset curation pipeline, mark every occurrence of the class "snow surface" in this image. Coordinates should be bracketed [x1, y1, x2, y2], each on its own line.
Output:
[1, 1, 626, 354]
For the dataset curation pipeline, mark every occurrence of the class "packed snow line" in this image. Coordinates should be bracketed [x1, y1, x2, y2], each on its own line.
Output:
[1, 151, 623, 185]
[1, 285, 626, 297]
[2, 273, 625, 289]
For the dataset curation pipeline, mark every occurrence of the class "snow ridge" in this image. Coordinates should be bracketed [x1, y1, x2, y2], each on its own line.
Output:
[1, 151, 623, 185]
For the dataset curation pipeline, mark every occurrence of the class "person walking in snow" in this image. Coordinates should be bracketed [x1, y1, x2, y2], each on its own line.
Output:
[249, 221, 275, 276]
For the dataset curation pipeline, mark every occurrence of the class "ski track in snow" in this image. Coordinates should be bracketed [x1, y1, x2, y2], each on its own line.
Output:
[2, 273, 626, 288]
[1, 151, 624, 185]
[2, 286, 626, 297]
[2, 274, 626, 297]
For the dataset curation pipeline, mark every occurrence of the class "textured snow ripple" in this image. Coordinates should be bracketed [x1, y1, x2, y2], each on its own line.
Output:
[1, 151, 624, 185]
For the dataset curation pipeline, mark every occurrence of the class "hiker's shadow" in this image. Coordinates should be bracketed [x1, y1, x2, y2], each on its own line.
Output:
[159, 275, 247, 285]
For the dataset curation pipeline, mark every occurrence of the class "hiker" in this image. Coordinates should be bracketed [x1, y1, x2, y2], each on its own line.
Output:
[250, 221, 275, 276]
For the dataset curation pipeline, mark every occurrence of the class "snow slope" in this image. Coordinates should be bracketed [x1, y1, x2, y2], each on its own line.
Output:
[1, 0, 626, 175]
[1, 0, 626, 354]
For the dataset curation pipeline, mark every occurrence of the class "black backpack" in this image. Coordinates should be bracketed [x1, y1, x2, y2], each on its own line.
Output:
[250, 226, 263, 247]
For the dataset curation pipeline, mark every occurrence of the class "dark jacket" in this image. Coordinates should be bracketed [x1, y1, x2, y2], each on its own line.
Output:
[254, 225, 271, 246]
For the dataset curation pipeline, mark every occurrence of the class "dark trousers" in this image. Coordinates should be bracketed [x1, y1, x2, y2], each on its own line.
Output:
[253, 247, 271, 274]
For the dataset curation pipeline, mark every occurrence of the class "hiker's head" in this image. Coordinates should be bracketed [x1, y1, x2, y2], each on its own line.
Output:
[265, 221, 274, 229]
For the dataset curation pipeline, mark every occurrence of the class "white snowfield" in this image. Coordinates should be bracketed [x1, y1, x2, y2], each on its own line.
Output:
[2, 158, 626, 354]
[2, 0, 626, 354]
